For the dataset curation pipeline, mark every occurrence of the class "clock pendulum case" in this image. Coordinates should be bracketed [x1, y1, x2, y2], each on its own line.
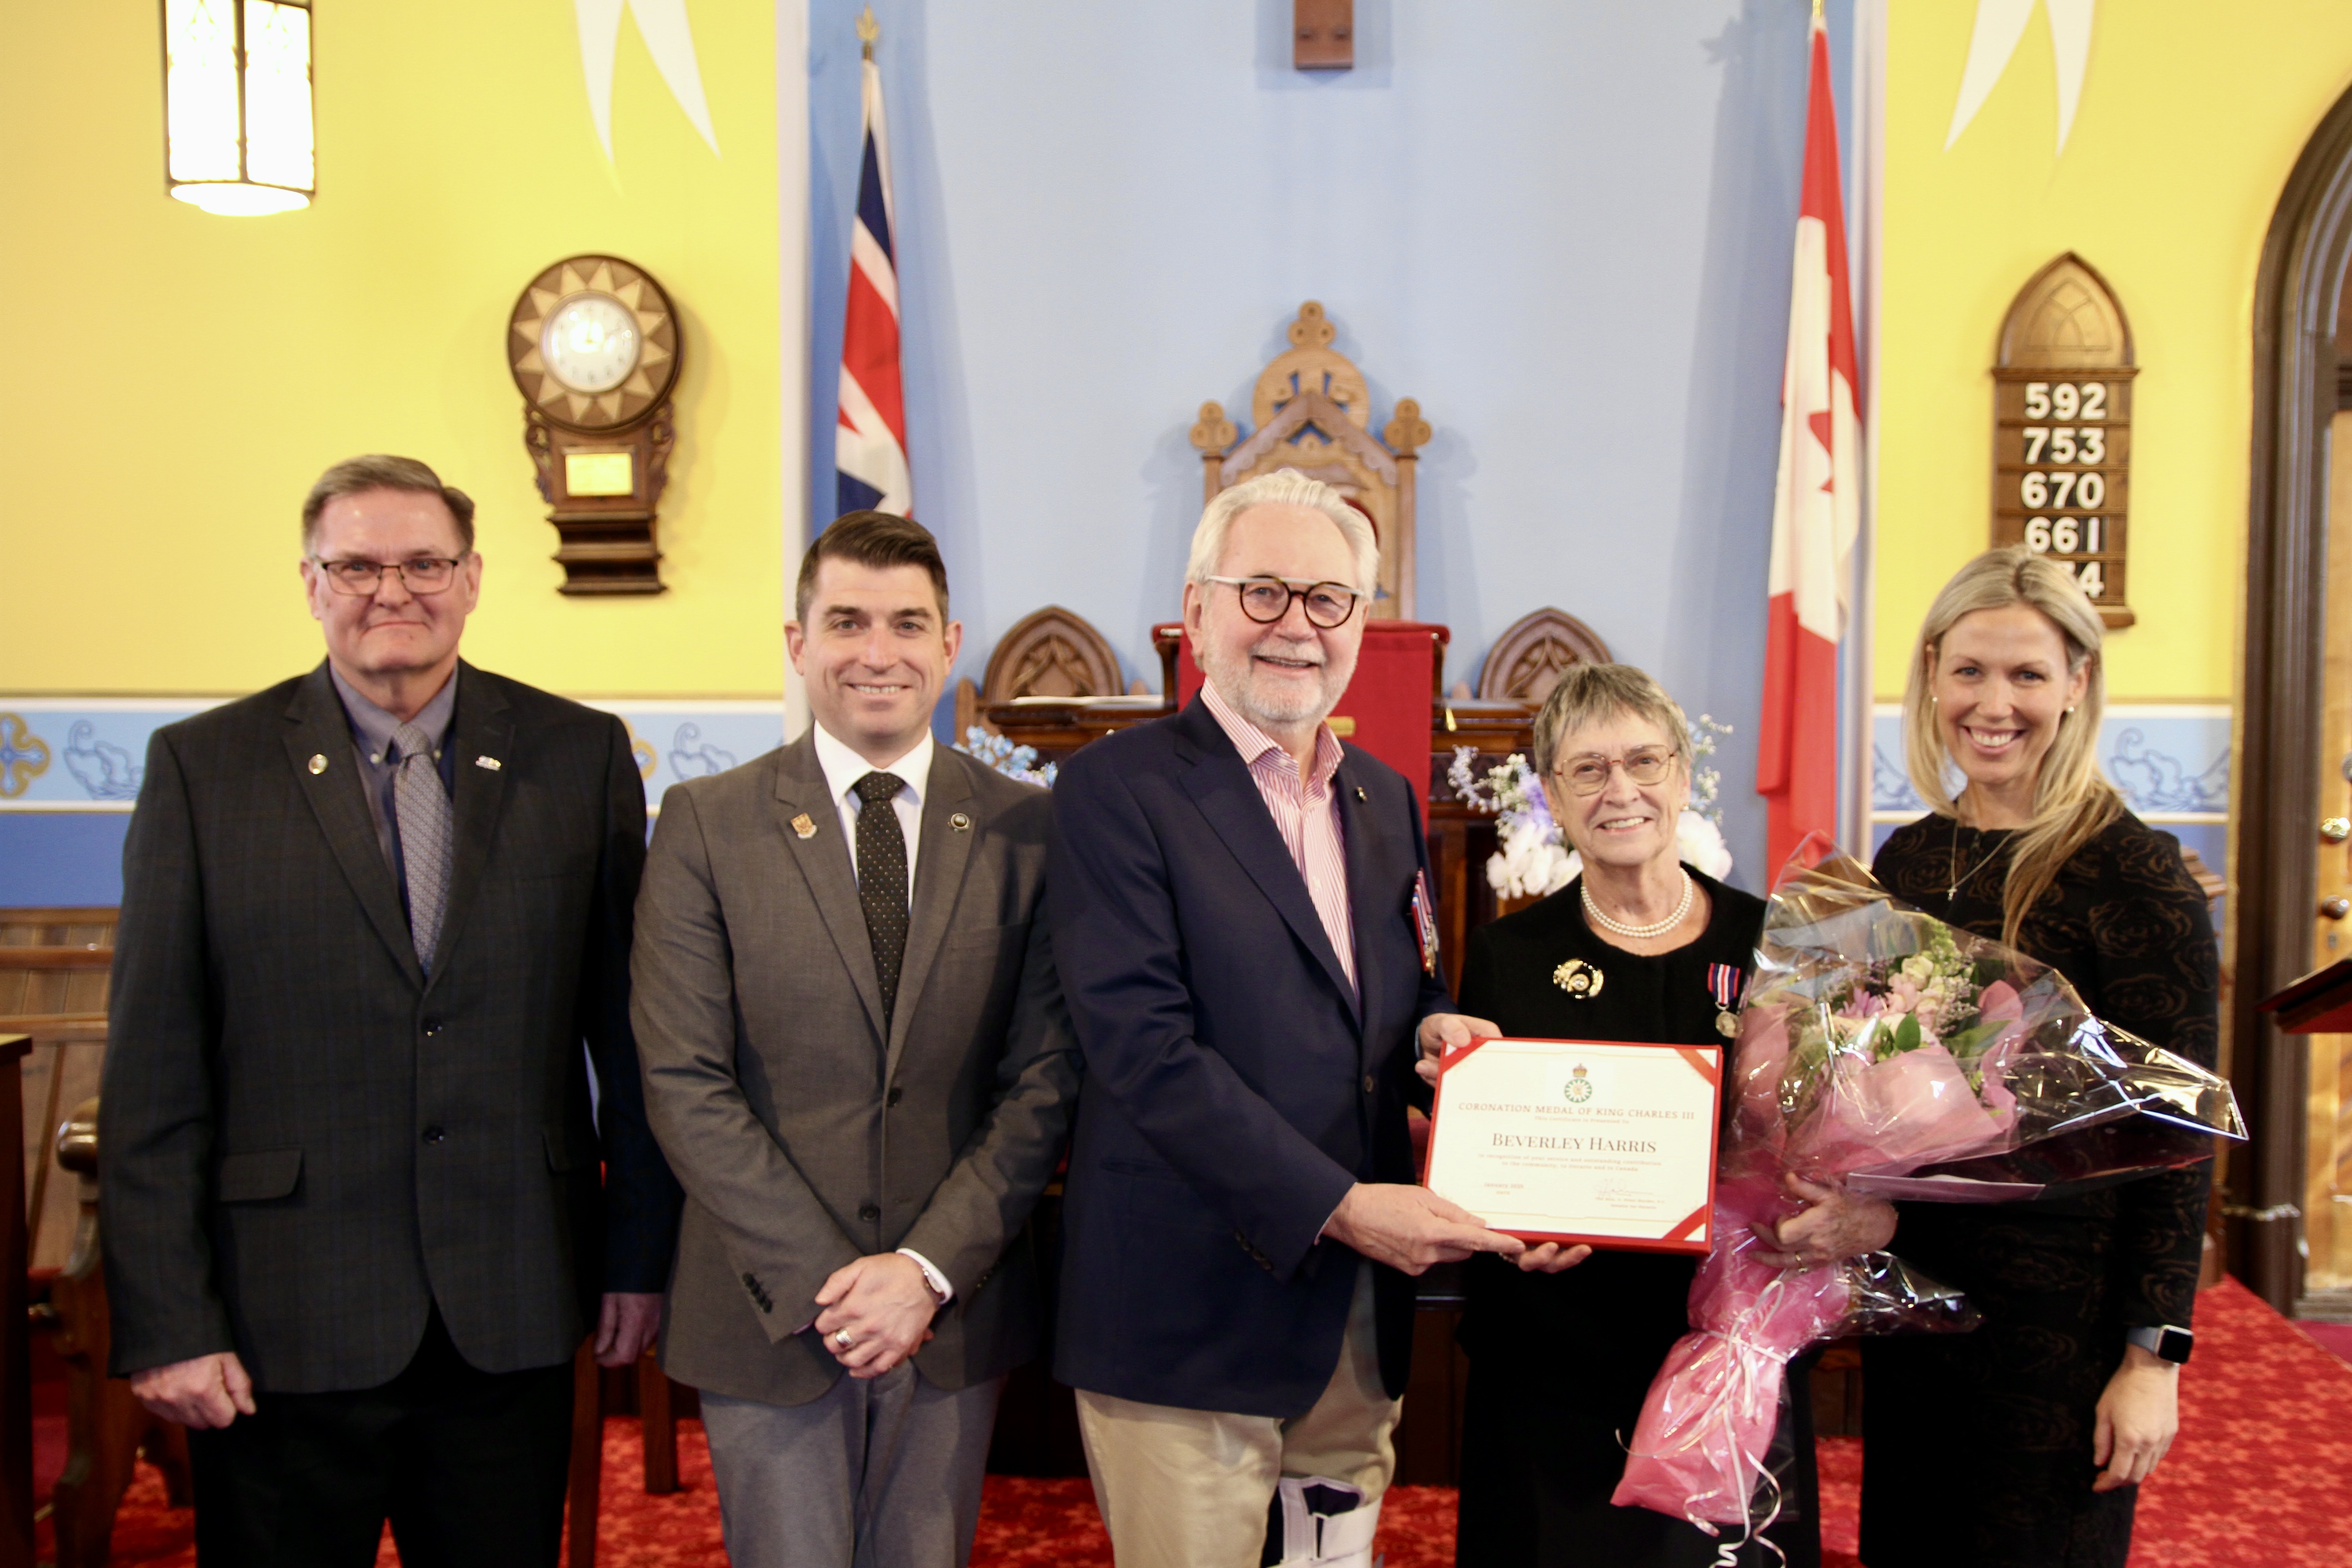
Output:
[506, 255, 683, 595]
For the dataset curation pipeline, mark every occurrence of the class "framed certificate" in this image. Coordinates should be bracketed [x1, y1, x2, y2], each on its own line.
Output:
[1423, 1037, 1723, 1256]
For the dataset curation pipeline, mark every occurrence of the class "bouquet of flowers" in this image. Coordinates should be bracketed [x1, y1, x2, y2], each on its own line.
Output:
[1609, 847, 2245, 1535]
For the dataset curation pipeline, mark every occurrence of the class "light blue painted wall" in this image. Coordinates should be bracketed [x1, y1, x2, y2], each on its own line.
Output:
[807, 0, 1855, 891]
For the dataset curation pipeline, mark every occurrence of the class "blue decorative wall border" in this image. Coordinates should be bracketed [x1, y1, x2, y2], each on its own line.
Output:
[1869, 703, 2231, 825]
[1867, 702, 2232, 897]
[0, 697, 791, 814]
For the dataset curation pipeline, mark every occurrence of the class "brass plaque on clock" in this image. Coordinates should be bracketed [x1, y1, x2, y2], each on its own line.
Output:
[1991, 252, 2136, 628]
[507, 254, 683, 595]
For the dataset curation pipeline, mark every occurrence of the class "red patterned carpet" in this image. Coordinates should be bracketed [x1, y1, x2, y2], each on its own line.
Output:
[53, 1277, 2349, 1566]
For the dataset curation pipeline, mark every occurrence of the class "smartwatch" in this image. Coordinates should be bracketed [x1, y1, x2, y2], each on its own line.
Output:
[2124, 1324, 2193, 1365]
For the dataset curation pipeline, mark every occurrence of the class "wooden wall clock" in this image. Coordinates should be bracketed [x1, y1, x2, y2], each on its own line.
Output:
[507, 255, 682, 595]
[1990, 253, 2136, 628]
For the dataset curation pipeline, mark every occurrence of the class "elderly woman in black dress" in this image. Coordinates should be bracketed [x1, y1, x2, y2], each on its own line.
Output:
[1859, 547, 2217, 1568]
[1422, 663, 1892, 1568]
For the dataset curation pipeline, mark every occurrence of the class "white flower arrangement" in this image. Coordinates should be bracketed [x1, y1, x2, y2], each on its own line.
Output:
[956, 727, 1058, 788]
[1449, 714, 1735, 900]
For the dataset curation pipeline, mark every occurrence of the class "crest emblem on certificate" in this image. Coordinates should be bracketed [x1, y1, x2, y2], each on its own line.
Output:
[1564, 1064, 1595, 1104]
[1553, 958, 1604, 998]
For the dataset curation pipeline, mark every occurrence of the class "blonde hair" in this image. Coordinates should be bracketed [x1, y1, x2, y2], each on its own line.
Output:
[1184, 469, 1380, 596]
[1902, 545, 2121, 946]
[1531, 663, 1693, 779]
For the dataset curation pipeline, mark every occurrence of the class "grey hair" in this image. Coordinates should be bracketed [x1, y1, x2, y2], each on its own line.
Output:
[1184, 468, 1379, 596]
[301, 454, 476, 553]
[1531, 663, 1693, 778]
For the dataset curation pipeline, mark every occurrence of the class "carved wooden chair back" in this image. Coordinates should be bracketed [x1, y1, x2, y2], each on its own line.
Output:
[1189, 301, 1430, 620]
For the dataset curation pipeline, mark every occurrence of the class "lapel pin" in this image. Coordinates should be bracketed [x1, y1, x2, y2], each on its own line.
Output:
[307, 753, 328, 775]
[1354, 785, 1366, 801]
[474, 756, 502, 772]
[949, 812, 972, 833]
[791, 812, 818, 839]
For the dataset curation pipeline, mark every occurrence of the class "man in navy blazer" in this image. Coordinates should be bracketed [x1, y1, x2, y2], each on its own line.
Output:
[1048, 470, 1523, 1568]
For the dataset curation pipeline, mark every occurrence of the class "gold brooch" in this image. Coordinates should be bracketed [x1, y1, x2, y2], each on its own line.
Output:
[790, 812, 817, 839]
[1553, 958, 1605, 998]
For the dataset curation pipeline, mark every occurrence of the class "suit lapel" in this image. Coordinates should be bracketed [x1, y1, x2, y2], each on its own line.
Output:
[1177, 708, 1360, 1022]
[1334, 752, 1394, 1055]
[884, 750, 978, 1081]
[772, 736, 889, 1044]
[280, 662, 424, 989]
[428, 663, 512, 990]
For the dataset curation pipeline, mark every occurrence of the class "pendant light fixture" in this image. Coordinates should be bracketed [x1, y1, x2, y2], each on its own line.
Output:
[161, 0, 314, 215]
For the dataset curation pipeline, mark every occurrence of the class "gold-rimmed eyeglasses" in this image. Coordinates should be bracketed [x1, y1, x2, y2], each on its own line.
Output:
[309, 556, 464, 596]
[1551, 747, 1679, 796]
[1203, 575, 1361, 629]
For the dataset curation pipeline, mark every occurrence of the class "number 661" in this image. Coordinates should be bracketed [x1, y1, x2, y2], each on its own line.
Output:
[2024, 517, 2103, 553]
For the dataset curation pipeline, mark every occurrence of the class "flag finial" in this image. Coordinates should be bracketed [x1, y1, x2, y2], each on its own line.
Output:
[1810, 0, 1823, 23]
[857, 5, 879, 60]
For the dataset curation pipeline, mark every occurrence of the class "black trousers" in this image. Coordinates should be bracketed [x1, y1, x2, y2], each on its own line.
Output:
[187, 1308, 574, 1568]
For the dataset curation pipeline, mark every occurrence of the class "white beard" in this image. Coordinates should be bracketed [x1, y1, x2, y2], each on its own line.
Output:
[1199, 633, 1341, 730]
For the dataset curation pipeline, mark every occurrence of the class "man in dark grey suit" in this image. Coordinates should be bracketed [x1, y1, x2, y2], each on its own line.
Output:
[631, 511, 1078, 1568]
[102, 454, 682, 1566]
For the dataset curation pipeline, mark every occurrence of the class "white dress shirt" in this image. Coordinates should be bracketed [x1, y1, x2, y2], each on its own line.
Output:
[804, 721, 954, 1306]
[809, 722, 934, 899]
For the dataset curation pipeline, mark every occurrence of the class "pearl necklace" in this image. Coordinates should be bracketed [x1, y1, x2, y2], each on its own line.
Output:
[1581, 870, 1694, 940]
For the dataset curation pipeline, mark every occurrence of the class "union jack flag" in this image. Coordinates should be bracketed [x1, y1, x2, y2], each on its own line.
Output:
[834, 21, 910, 519]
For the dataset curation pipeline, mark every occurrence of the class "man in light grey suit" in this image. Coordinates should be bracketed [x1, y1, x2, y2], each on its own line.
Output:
[630, 510, 1078, 1568]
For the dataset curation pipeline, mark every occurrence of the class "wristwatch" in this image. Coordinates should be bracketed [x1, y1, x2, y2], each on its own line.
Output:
[2124, 1324, 2193, 1365]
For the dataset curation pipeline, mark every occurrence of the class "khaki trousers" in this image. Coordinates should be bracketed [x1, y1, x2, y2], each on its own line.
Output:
[1074, 1264, 1401, 1568]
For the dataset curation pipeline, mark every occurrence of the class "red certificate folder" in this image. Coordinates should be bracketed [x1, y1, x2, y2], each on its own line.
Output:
[1422, 1035, 1724, 1257]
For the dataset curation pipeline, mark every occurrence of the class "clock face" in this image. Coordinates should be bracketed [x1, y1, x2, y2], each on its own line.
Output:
[508, 256, 681, 431]
[541, 295, 641, 394]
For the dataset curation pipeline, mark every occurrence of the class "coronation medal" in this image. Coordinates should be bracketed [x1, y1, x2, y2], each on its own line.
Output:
[1411, 870, 1441, 977]
[1707, 962, 1743, 1038]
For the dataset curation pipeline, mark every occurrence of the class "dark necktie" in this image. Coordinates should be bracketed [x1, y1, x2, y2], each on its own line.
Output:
[853, 772, 910, 1028]
[391, 722, 454, 973]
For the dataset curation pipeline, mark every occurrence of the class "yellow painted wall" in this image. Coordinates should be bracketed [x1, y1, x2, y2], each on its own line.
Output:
[0, 0, 782, 697]
[1877, 3, 2352, 701]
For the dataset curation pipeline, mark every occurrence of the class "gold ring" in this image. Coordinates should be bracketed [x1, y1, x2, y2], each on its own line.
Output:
[833, 1328, 854, 1348]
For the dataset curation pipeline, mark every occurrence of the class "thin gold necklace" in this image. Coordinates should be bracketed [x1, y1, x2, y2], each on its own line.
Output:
[1947, 816, 2005, 900]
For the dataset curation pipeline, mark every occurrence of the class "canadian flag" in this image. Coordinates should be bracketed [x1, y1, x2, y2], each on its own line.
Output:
[1756, 11, 1862, 875]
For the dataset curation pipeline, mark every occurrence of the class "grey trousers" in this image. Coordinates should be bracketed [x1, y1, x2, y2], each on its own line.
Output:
[698, 1363, 1005, 1568]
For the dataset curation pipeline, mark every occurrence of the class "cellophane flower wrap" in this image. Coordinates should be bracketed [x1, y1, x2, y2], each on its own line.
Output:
[1610, 848, 2244, 1532]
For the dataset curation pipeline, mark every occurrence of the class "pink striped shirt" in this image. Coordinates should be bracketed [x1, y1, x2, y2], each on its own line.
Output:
[1200, 680, 1357, 991]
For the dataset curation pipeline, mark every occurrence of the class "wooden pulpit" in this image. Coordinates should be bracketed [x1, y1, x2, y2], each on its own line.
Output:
[0, 1035, 28, 1568]
[2257, 959, 2352, 1033]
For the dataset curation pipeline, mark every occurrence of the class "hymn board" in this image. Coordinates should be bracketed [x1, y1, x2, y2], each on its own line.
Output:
[1991, 253, 2136, 628]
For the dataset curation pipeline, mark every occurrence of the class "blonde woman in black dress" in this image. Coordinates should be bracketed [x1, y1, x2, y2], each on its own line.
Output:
[1424, 664, 1892, 1568]
[1861, 547, 2217, 1568]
